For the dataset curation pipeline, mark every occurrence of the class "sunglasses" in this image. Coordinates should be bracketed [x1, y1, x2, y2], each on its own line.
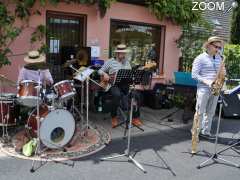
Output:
[211, 43, 222, 50]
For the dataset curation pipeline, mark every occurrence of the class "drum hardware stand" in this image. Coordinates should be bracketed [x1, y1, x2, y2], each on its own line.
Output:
[100, 69, 146, 173]
[30, 71, 73, 172]
[69, 65, 89, 133]
[39, 138, 69, 152]
[0, 75, 16, 143]
[0, 79, 6, 141]
[197, 96, 240, 169]
[30, 71, 43, 172]
[0, 80, 11, 143]
[30, 137, 74, 169]
[71, 96, 83, 124]
[69, 65, 102, 134]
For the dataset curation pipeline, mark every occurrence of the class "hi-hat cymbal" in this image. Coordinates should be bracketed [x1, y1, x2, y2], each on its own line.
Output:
[0, 74, 16, 87]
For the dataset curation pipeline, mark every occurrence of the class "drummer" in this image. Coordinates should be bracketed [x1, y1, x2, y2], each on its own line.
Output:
[17, 50, 53, 86]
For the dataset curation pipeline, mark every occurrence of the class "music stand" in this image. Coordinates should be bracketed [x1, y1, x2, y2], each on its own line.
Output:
[213, 87, 240, 158]
[197, 94, 240, 169]
[70, 65, 102, 130]
[100, 69, 146, 173]
[112, 69, 144, 132]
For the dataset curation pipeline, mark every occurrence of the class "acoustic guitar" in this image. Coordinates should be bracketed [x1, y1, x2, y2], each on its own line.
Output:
[99, 73, 116, 92]
[99, 62, 157, 92]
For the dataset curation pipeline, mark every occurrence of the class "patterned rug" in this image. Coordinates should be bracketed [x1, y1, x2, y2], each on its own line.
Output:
[0, 124, 111, 161]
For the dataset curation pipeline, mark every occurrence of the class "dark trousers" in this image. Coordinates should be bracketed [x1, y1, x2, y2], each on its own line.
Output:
[109, 86, 140, 119]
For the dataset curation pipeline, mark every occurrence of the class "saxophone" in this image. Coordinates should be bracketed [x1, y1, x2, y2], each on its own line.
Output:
[211, 56, 226, 96]
[191, 109, 200, 154]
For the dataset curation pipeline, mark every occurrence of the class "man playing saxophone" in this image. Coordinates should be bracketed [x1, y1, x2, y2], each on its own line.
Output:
[191, 36, 225, 154]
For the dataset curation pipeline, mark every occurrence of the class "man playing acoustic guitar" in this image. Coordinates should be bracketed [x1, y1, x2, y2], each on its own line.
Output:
[98, 44, 142, 127]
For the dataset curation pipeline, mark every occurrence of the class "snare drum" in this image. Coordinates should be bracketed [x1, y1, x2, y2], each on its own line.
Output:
[0, 94, 19, 126]
[54, 80, 76, 100]
[17, 80, 42, 107]
[27, 104, 75, 149]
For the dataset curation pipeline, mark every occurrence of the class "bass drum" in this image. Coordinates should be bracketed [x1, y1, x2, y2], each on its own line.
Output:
[27, 104, 75, 149]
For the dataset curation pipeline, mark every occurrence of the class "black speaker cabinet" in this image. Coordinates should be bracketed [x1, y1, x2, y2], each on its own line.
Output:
[222, 92, 240, 117]
[143, 88, 174, 109]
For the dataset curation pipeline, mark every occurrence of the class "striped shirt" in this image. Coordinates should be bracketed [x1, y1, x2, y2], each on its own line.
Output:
[192, 52, 222, 91]
[98, 58, 131, 75]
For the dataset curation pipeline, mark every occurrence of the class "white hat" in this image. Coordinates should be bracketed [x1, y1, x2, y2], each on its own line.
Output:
[203, 36, 224, 49]
[114, 44, 129, 53]
[24, 51, 46, 64]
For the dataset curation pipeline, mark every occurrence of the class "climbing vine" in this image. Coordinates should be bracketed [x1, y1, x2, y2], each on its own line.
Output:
[147, 0, 204, 26]
[0, 0, 205, 68]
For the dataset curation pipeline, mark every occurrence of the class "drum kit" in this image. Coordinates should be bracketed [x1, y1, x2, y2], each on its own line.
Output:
[0, 75, 19, 140]
[0, 73, 82, 151]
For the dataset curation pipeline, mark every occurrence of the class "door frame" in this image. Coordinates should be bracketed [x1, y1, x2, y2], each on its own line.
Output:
[46, 10, 87, 48]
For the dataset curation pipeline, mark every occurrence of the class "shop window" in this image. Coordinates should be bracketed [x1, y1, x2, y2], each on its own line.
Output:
[110, 20, 163, 72]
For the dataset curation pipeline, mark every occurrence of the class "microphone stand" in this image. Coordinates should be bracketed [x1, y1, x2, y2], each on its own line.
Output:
[30, 69, 42, 172]
[197, 94, 240, 169]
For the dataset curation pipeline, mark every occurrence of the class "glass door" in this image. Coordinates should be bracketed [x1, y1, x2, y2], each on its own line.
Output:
[46, 11, 86, 82]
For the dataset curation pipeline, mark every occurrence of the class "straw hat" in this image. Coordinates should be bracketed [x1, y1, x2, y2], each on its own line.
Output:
[24, 51, 46, 64]
[114, 44, 129, 53]
[203, 36, 224, 49]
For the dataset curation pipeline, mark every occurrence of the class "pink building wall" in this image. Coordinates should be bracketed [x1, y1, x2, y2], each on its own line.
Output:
[0, 2, 181, 92]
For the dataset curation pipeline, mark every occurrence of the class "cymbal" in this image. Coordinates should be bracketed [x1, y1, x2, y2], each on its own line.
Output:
[0, 74, 16, 87]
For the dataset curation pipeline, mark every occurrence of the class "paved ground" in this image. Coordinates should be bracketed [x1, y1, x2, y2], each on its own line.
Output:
[1, 107, 240, 180]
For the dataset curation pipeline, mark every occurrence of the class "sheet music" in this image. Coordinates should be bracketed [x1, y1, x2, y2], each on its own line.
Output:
[74, 68, 94, 82]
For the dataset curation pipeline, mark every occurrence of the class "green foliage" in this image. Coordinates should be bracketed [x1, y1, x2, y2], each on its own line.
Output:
[176, 26, 212, 72]
[147, 0, 204, 26]
[0, 2, 21, 67]
[97, 0, 116, 17]
[15, 1, 31, 19]
[230, 0, 240, 44]
[223, 44, 240, 79]
[31, 25, 46, 43]
[98, 0, 115, 8]
[38, 44, 49, 54]
[0, 0, 116, 68]
[0, 0, 206, 68]
[31, 24, 48, 54]
[173, 93, 185, 108]
[0, 48, 12, 67]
